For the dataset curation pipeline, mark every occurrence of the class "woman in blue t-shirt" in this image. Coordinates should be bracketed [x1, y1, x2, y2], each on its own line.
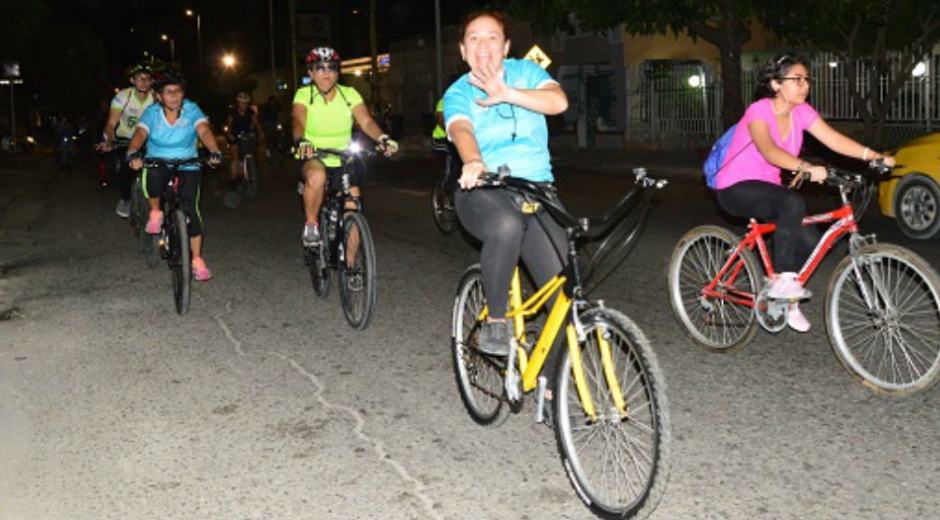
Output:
[443, 10, 568, 356]
[126, 72, 222, 281]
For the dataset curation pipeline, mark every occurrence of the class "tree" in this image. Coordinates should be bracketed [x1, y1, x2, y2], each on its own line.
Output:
[771, 0, 940, 146]
[502, 0, 779, 127]
[0, 0, 49, 64]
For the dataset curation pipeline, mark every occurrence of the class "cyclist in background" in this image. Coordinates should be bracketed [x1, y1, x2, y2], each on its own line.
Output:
[431, 79, 461, 197]
[97, 63, 155, 218]
[125, 71, 223, 281]
[261, 95, 283, 162]
[292, 46, 399, 247]
[225, 92, 263, 189]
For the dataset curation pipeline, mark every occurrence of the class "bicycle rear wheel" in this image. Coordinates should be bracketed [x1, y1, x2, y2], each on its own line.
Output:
[339, 212, 377, 329]
[168, 208, 191, 315]
[667, 225, 761, 352]
[431, 173, 457, 234]
[451, 265, 509, 426]
[826, 243, 940, 394]
[555, 308, 670, 520]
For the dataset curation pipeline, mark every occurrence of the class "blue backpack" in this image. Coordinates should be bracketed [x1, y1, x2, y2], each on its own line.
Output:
[702, 124, 737, 189]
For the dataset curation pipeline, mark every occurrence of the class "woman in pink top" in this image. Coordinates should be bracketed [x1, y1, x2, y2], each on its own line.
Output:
[715, 54, 894, 332]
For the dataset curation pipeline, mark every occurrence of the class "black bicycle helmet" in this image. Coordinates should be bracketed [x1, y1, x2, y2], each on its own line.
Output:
[305, 47, 340, 68]
[153, 69, 185, 92]
[127, 63, 152, 77]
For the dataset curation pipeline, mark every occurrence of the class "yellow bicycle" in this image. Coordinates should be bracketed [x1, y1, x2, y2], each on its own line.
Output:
[451, 170, 671, 519]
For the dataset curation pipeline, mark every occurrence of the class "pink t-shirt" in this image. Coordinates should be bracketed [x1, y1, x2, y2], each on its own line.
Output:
[714, 98, 820, 189]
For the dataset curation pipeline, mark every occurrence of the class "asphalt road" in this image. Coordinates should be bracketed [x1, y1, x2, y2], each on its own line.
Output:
[1, 150, 939, 519]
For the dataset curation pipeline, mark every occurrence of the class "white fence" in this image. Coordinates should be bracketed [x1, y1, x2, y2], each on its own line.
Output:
[624, 52, 940, 149]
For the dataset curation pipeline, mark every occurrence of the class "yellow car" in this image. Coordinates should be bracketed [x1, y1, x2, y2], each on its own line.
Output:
[878, 132, 940, 239]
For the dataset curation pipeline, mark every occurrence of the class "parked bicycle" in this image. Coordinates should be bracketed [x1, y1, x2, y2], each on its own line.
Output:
[668, 161, 940, 395]
[304, 144, 377, 330]
[452, 168, 671, 520]
[140, 157, 207, 315]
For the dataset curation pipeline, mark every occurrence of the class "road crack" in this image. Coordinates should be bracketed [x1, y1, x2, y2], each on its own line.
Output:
[213, 307, 442, 520]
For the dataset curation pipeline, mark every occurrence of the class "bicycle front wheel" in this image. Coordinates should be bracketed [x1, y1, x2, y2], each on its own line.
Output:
[246, 155, 258, 199]
[826, 243, 940, 394]
[339, 212, 377, 330]
[451, 265, 509, 426]
[555, 308, 670, 520]
[431, 173, 457, 234]
[168, 209, 191, 315]
[667, 225, 761, 352]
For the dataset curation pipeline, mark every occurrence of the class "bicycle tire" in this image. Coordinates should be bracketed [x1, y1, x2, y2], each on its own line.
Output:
[826, 242, 940, 394]
[431, 174, 457, 235]
[554, 308, 670, 520]
[246, 155, 258, 199]
[451, 265, 510, 426]
[169, 208, 191, 315]
[308, 207, 332, 299]
[339, 212, 377, 330]
[667, 225, 761, 353]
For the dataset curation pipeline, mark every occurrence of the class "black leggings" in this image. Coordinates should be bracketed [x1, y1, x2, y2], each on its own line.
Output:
[455, 187, 568, 319]
[716, 180, 819, 272]
[144, 166, 204, 237]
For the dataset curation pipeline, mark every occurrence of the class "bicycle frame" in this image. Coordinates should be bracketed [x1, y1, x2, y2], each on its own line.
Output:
[475, 268, 622, 422]
[704, 179, 863, 309]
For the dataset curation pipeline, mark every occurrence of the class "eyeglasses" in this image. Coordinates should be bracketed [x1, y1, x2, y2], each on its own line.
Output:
[161, 87, 183, 96]
[314, 63, 339, 73]
[781, 76, 812, 86]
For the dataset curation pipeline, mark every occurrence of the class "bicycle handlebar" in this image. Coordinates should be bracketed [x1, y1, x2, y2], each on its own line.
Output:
[478, 167, 668, 239]
[141, 157, 207, 169]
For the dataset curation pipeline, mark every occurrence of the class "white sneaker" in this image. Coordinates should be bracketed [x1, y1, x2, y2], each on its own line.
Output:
[787, 304, 811, 332]
[766, 272, 811, 300]
[297, 181, 305, 196]
[115, 199, 131, 218]
[302, 222, 320, 247]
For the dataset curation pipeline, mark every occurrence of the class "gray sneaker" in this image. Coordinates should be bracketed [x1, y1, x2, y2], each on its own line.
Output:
[116, 199, 131, 218]
[478, 320, 511, 356]
[302, 222, 320, 247]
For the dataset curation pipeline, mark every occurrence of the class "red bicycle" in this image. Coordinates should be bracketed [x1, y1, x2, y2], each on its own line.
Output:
[668, 161, 940, 395]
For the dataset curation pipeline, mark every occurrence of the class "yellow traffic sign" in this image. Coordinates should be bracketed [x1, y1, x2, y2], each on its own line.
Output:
[524, 44, 552, 69]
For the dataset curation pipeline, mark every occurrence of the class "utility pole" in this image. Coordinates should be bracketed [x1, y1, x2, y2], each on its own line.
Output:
[288, 0, 298, 90]
[369, 0, 379, 111]
[269, 0, 277, 89]
[435, 0, 442, 96]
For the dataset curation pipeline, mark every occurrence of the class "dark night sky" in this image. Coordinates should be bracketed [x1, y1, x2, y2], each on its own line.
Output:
[55, 0, 484, 78]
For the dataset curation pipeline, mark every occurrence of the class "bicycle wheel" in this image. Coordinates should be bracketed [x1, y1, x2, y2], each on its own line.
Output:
[431, 172, 457, 235]
[245, 155, 258, 199]
[307, 207, 332, 299]
[667, 225, 761, 353]
[555, 308, 670, 520]
[168, 208, 191, 315]
[451, 265, 509, 426]
[826, 243, 940, 394]
[339, 212, 377, 330]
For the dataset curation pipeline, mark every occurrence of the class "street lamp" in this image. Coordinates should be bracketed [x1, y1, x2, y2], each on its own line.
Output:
[185, 9, 203, 89]
[161, 34, 176, 64]
[222, 53, 236, 69]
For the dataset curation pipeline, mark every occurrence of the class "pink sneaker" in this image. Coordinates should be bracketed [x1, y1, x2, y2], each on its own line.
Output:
[192, 257, 211, 282]
[145, 210, 164, 234]
[787, 304, 810, 332]
[766, 272, 811, 300]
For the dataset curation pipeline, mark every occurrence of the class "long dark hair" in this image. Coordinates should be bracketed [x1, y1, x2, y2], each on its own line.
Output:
[754, 54, 809, 99]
